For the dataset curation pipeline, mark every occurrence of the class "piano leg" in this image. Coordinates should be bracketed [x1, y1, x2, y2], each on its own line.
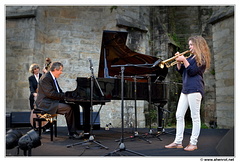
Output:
[157, 104, 175, 136]
[157, 105, 164, 132]
[68, 103, 81, 130]
[66, 103, 109, 150]
[81, 103, 91, 136]
[157, 102, 168, 132]
[143, 103, 169, 141]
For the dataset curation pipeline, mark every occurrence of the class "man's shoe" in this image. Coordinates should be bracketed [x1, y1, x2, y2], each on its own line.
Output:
[165, 142, 183, 148]
[184, 144, 198, 151]
[45, 129, 51, 132]
[69, 132, 82, 139]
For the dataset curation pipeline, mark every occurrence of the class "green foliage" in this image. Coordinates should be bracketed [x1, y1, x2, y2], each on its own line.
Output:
[166, 122, 210, 129]
[110, 6, 118, 13]
[145, 107, 157, 127]
[167, 33, 182, 49]
[210, 69, 215, 75]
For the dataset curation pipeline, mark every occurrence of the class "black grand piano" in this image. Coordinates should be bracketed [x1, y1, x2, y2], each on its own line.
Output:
[65, 30, 168, 133]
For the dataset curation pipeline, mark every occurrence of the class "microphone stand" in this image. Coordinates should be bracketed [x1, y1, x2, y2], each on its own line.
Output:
[115, 75, 151, 144]
[106, 65, 145, 156]
[157, 105, 176, 136]
[67, 59, 108, 150]
[142, 75, 163, 141]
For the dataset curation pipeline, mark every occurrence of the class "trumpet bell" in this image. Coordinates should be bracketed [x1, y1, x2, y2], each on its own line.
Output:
[159, 50, 191, 68]
[159, 63, 165, 69]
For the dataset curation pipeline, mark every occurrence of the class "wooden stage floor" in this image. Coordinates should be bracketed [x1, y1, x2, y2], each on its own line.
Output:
[6, 127, 234, 157]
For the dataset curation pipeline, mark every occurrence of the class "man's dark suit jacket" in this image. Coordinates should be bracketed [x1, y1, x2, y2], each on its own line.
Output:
[35, 71, 65, 114]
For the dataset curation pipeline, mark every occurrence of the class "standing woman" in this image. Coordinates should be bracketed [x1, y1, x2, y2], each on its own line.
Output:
[28, 64, 42, 110]
[165, 36, 211, 151]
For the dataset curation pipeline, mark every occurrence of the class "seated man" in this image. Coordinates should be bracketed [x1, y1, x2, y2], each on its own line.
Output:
[35, 61, 81, 139]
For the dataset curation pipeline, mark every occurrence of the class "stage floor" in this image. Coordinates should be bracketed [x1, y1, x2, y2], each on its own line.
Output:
[6, 127, 233, 157]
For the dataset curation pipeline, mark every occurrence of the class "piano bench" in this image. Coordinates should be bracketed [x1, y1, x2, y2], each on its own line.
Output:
[32, 109, 57, 141]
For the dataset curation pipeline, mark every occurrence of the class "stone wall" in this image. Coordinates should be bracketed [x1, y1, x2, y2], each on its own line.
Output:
[6, 6, 37, 112]
[151, 6, 217, 127]
[209, 7, 234, 128]
[6, 6, 234, 129]
[6, 6, 151, 128]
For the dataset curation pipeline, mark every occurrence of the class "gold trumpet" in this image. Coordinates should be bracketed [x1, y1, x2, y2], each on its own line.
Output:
[159, 50, 191, 68]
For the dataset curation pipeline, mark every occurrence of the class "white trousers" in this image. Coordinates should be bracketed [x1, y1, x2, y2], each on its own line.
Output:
[173, 92, 202, 145]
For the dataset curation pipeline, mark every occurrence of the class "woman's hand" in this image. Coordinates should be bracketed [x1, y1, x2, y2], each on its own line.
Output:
[176, 55, 186, 62]
[175, 52, 190, 68]
[175, 52, 184, 62]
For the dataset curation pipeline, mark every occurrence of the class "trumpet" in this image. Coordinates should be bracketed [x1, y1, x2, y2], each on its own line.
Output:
[159, 50, 191, 68]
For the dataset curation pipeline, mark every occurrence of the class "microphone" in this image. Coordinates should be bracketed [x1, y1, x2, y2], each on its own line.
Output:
[152, 58, 162, 68]
[88, 58, 93, 69]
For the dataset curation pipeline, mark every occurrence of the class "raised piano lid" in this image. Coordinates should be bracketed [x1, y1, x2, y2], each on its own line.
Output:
[98, 30, 168, 82]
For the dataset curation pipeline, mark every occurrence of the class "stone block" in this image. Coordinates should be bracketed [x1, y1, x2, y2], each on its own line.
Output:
[216, 103, 233, 111]
[213, 28, 230, 41]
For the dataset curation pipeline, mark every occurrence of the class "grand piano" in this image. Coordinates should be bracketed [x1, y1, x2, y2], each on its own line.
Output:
[65, 30, 168, 133]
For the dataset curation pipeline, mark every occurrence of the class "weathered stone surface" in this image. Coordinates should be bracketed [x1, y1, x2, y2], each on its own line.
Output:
[211, 8, 234, 128]
[5, 6, 234, 128]
[6, 6, 150, 128]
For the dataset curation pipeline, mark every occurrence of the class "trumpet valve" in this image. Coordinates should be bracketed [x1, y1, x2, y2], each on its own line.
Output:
[166, 63, 171, 68]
